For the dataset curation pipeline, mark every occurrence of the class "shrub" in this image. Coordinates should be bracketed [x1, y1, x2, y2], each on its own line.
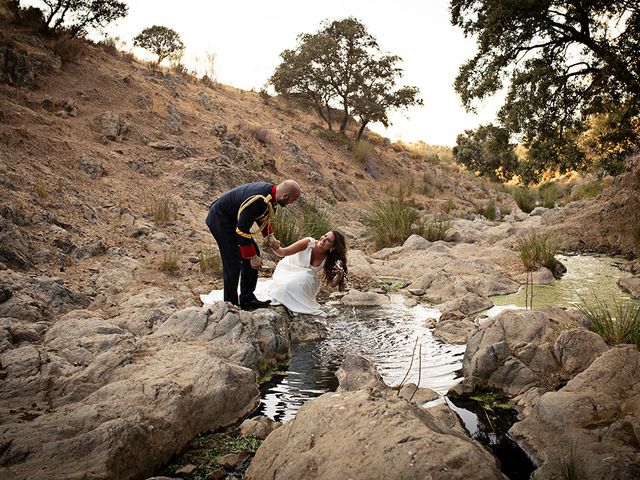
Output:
[539, 182, 564, 208]
[34, 179, 48, 199]
[301, 198, 331, 240]
[198, 246, 221, 274]
[481, 199, 497, 220]
[421, 215, 452, 242]
[513, 187, 536, 213]
[271, 198, 331, 247]
[363, 199, 419, 248]
[569, 180, 602, 201]
[53, 36, 85, 64]
[271, 207, 302, 248]
[578, 295, 640, 348]
[441, 198, 455, 214]
[351, 140, 372, 164]
[251, 126, 269, 145]
[160, 246, 179, 274]
[150, 197, 174, 226]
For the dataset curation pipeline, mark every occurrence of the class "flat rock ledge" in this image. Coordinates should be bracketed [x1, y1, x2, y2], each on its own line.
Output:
[246, 354, 507, 480]
[0, 267, 330, 480]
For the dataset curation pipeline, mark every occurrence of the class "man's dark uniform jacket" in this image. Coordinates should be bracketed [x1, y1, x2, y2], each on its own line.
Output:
[206, 182, 277, 306]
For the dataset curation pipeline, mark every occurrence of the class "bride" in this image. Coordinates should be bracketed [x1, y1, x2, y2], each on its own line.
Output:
[264, 230, 348, 317]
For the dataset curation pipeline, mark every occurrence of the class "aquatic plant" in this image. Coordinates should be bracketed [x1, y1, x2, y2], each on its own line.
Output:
[516, 231, 559, 308]
[577, 294, 640, 348]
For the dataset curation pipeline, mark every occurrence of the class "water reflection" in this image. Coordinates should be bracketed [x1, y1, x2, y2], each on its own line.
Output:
[488, 253, 632, 312]
[255, 302, 465, 422]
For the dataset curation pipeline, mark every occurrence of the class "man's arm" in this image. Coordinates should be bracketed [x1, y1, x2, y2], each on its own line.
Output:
[236, 199, 266, 259]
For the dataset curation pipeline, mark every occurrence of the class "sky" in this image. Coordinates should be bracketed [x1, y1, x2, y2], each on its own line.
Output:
[26, 0, 503, 146]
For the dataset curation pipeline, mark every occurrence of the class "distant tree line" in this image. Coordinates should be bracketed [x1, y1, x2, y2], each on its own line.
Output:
[270, 17, 422, 141]
[451, 0, 640, 184]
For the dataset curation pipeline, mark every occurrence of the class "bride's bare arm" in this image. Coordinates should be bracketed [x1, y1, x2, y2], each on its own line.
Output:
[273, 237, 311, 257]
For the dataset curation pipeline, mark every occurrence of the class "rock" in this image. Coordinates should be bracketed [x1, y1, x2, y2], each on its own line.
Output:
[402, 234, 431, 250]
[0, 217, 33, 270]
[239, 415, 281, 439]
[93, 111, 128, 141]
[245, 388, 507, 480]
[618, 275, 640, 298]
[79, 154, 104, 180]
[433, 318, 477, 345]
[346, 249, 378, 281]
[408, 288, 425, 296]
[218, 453, 249, 469]
[510, 346, 640, 480]
[195, 91, 212, 110]
[449, 308, 598, 397]
[41, 95, 55, 111]
[175, 464, 197, 475]
[516, 266, 555, 285]
[438, 292, 493, 316]
[553, 328, 609, 375]
[0, 36, 35, 87]
[340, 289, 390, 306]
[530, 206, 548, 216]
[288, 315, 329, 343]
[398, 383, 439, 404]
[336, 354, 386, 392]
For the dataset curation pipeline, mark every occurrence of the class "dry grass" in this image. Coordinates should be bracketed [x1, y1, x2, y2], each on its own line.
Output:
[198, 246, 222, 274]
[149, 197, 174, 226]
[53, 36, 85, 64]
[160, 246, 179, 274]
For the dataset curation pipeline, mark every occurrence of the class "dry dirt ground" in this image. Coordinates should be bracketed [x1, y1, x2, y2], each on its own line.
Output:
[1, 9, 638, 307]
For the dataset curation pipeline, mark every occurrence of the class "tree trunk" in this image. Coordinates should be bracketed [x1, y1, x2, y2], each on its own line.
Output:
[356, 121, 368, 141]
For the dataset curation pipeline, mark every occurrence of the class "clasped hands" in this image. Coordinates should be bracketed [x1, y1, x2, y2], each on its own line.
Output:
[249, 235, 282, 270]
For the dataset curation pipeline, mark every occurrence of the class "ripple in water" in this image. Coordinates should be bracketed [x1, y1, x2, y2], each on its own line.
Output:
[256, 301, 466, 423]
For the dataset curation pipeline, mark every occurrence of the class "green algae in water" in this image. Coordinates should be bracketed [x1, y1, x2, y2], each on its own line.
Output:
[490, 254, 634, 310]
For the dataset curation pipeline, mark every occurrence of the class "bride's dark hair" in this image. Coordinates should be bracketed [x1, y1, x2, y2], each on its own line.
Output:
[323, 230, 348, 291]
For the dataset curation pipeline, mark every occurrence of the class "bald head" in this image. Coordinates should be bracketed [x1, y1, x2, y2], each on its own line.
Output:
[276, 180, 301, 207]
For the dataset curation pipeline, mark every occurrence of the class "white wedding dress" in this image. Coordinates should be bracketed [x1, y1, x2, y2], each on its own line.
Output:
[200, 238, 326, 316]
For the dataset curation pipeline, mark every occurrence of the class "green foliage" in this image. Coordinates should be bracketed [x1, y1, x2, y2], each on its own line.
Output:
[271, 207, 301, 248]
[513, 187, 536, 213]
[271, 17, 421, 138]
[538, 182, 566, 208]
[421, 215, 452, 242]
[301, 198, 332, 241]
[198, 246, 221, 274]
[578, 295, 640, 349]
[39, 0, 128, 37]
[453, 123, 518, 181]
[569, 180, 602, 201]
[516, 232, 558, 272]
[363, 198, 420, 248]
[451, 1, 640, 178]
[134, 25, 185, 65]
[164, 428, 262, 480]
[480, 198, 497, 220]
[468, 391, 513, 412]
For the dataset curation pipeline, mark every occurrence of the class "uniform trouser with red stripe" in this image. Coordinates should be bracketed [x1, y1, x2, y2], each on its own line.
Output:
[206, 206, 259, 306]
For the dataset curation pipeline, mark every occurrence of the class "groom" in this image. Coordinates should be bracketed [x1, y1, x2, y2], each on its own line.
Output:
[206, 180, 301, 310]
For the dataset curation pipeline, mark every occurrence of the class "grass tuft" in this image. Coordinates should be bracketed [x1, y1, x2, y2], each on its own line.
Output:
[516, 231, 558, 271]
[363, 199, 419, 248]
[577, 294, 640, 348]
[160, 246, 179, 274]
[351, 140, 372, 164]
[150, 197, 174, 226]
[421, 215, 452, 242]
[514, 187, 536, 213]
[198, 246, 221, 274]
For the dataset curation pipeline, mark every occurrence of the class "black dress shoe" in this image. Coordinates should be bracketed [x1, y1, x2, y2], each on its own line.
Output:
[240, 299, 271, 311]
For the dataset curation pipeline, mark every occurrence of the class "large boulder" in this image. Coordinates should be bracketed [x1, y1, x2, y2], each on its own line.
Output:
[246, 355, 507, 480]
[449, 307, 607, 396]
[510, 346, 640, 480]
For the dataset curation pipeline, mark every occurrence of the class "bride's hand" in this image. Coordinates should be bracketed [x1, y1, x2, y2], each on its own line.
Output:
[273, 247, 286, 257]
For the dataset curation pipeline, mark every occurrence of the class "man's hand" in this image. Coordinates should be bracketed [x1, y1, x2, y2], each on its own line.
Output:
[249, 256, 262, 270]
[266, 234, 281, 250]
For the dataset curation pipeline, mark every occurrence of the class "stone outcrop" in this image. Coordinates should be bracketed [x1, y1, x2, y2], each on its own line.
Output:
[246, 355, 508, 480]
[510, 346, 640, 480]
[0, 265, 302, 480]
[449, 307, 607, 396]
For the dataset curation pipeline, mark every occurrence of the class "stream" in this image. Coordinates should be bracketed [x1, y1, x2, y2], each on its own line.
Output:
[253, 254, 633, 479]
